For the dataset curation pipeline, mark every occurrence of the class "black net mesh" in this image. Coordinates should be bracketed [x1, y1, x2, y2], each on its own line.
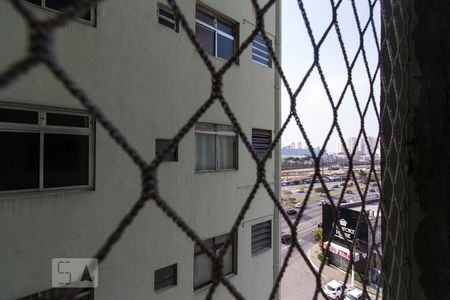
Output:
[0, 0, 409, 299]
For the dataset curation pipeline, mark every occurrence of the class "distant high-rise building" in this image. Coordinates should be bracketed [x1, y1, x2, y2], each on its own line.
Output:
[367, 136, 377, 152]
[291, 142, 296, 149]
[348, 137, 357, 152]
[297, 141, 302, 149]
[360, 140, 367, 155]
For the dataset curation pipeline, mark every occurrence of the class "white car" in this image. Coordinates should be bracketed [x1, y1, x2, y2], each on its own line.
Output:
[294, 203, 302, 208]
[323, 280, 345, 300]
[344, 288, 368, 300]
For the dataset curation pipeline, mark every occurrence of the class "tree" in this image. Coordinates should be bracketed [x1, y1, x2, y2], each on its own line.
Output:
[314, 186, 325, 193]
[312, 228, 323, 242]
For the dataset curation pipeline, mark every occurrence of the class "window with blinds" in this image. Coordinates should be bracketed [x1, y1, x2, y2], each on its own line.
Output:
[154, 264, 177, 291]
[251, 220, 272, 255]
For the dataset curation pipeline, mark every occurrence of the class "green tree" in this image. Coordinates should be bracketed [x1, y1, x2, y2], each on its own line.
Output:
[314, 186, 325, 193]
[312, 228, 323, 242]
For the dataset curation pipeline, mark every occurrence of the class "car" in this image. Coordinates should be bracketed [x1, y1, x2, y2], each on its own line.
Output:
[323, 280, 345, 300]
[317, 221, 323, 228]
[294, 203, 302, 208]
[297, 189, 305, 193]
[346, 190, 353, 194]
[333, 185, 339, 188]
[369, 188, 376, 192]
[281, 232, 292, 244]
[344, 287, 369, 300]
[286, 208, 297, 215]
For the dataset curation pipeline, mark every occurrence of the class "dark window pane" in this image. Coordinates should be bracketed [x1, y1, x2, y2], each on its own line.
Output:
[217, 21, 233, 35]
[0, 132, 39, 191]
[44, 134, 89, 188]
[196, 24, 215, 56]
[158, 17, 176, 30]
[154, 264, 177, 291]
[25, 0, 42, 5]
[155, 139, 178, 161]
[195, 10, 214, 26]
[158, 8, 175, 20]
[46, 0, 91, 21]
[0, 108, 39, 125]
[217, 34, 234, 60]
[46, 113, 89, 128]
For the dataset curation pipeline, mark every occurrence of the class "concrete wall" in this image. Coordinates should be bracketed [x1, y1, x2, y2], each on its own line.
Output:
[0, 1, 278, 299]
[381, 0, 450, 299]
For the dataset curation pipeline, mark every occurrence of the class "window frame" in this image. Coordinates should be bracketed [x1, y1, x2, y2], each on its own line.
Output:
[195, 123, 238, 172]
[157, 2, 179, 32]
[194, 233, 237, 290]
[195, 7, 237, 61]
[24, 0, 97, 26]
[252, 35, 272, 67]
[0, 103, 95, 195]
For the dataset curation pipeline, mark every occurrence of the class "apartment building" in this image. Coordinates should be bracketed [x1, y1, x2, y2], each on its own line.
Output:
[0, 1, 280, 299]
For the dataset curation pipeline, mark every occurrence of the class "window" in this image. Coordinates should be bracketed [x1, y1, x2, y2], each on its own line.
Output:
[24, 0, 96, 24]
[0, 104, 94, 193]
[155, 139, 178, 162]
[154, 264, 177, 291]
[195, 123, 237, 171]
[252, 129, 272, 159]
[195, 8, 236, 60]
[252, 35, 272, 67]
[194, 233, 236, 289]
[251, 220, 272, 255]
[157, 3, 178, 31]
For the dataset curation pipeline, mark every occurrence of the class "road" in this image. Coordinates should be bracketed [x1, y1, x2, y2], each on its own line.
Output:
[280, 211, 326, 300]
[279, 180, 380, 299]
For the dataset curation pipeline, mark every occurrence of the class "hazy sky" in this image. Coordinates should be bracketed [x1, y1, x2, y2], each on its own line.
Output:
[280, 0, 380, 153]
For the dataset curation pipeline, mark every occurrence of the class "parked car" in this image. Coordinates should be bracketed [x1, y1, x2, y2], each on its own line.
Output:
[369, 188, 376, 192]
[281, 232, 292, 244]
[323, 280, 345, 300]
[345, 190, 353, 194]
[333, 185, 339, 188]
[344, 287, 369, 300]
[286, 208, 297, 215]
[294, 203, 302, 208]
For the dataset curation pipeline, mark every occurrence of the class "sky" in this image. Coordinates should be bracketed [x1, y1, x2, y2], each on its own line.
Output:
[280, 0, 380, 153]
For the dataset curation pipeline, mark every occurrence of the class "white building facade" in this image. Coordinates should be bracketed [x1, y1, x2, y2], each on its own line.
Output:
[0, 1, 280, 299]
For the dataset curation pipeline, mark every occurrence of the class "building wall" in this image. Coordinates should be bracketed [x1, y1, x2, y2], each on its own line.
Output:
[0, 1, 278, 299]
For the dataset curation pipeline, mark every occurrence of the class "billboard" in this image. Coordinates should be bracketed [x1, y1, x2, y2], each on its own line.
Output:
[322, 204, 368, 252]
